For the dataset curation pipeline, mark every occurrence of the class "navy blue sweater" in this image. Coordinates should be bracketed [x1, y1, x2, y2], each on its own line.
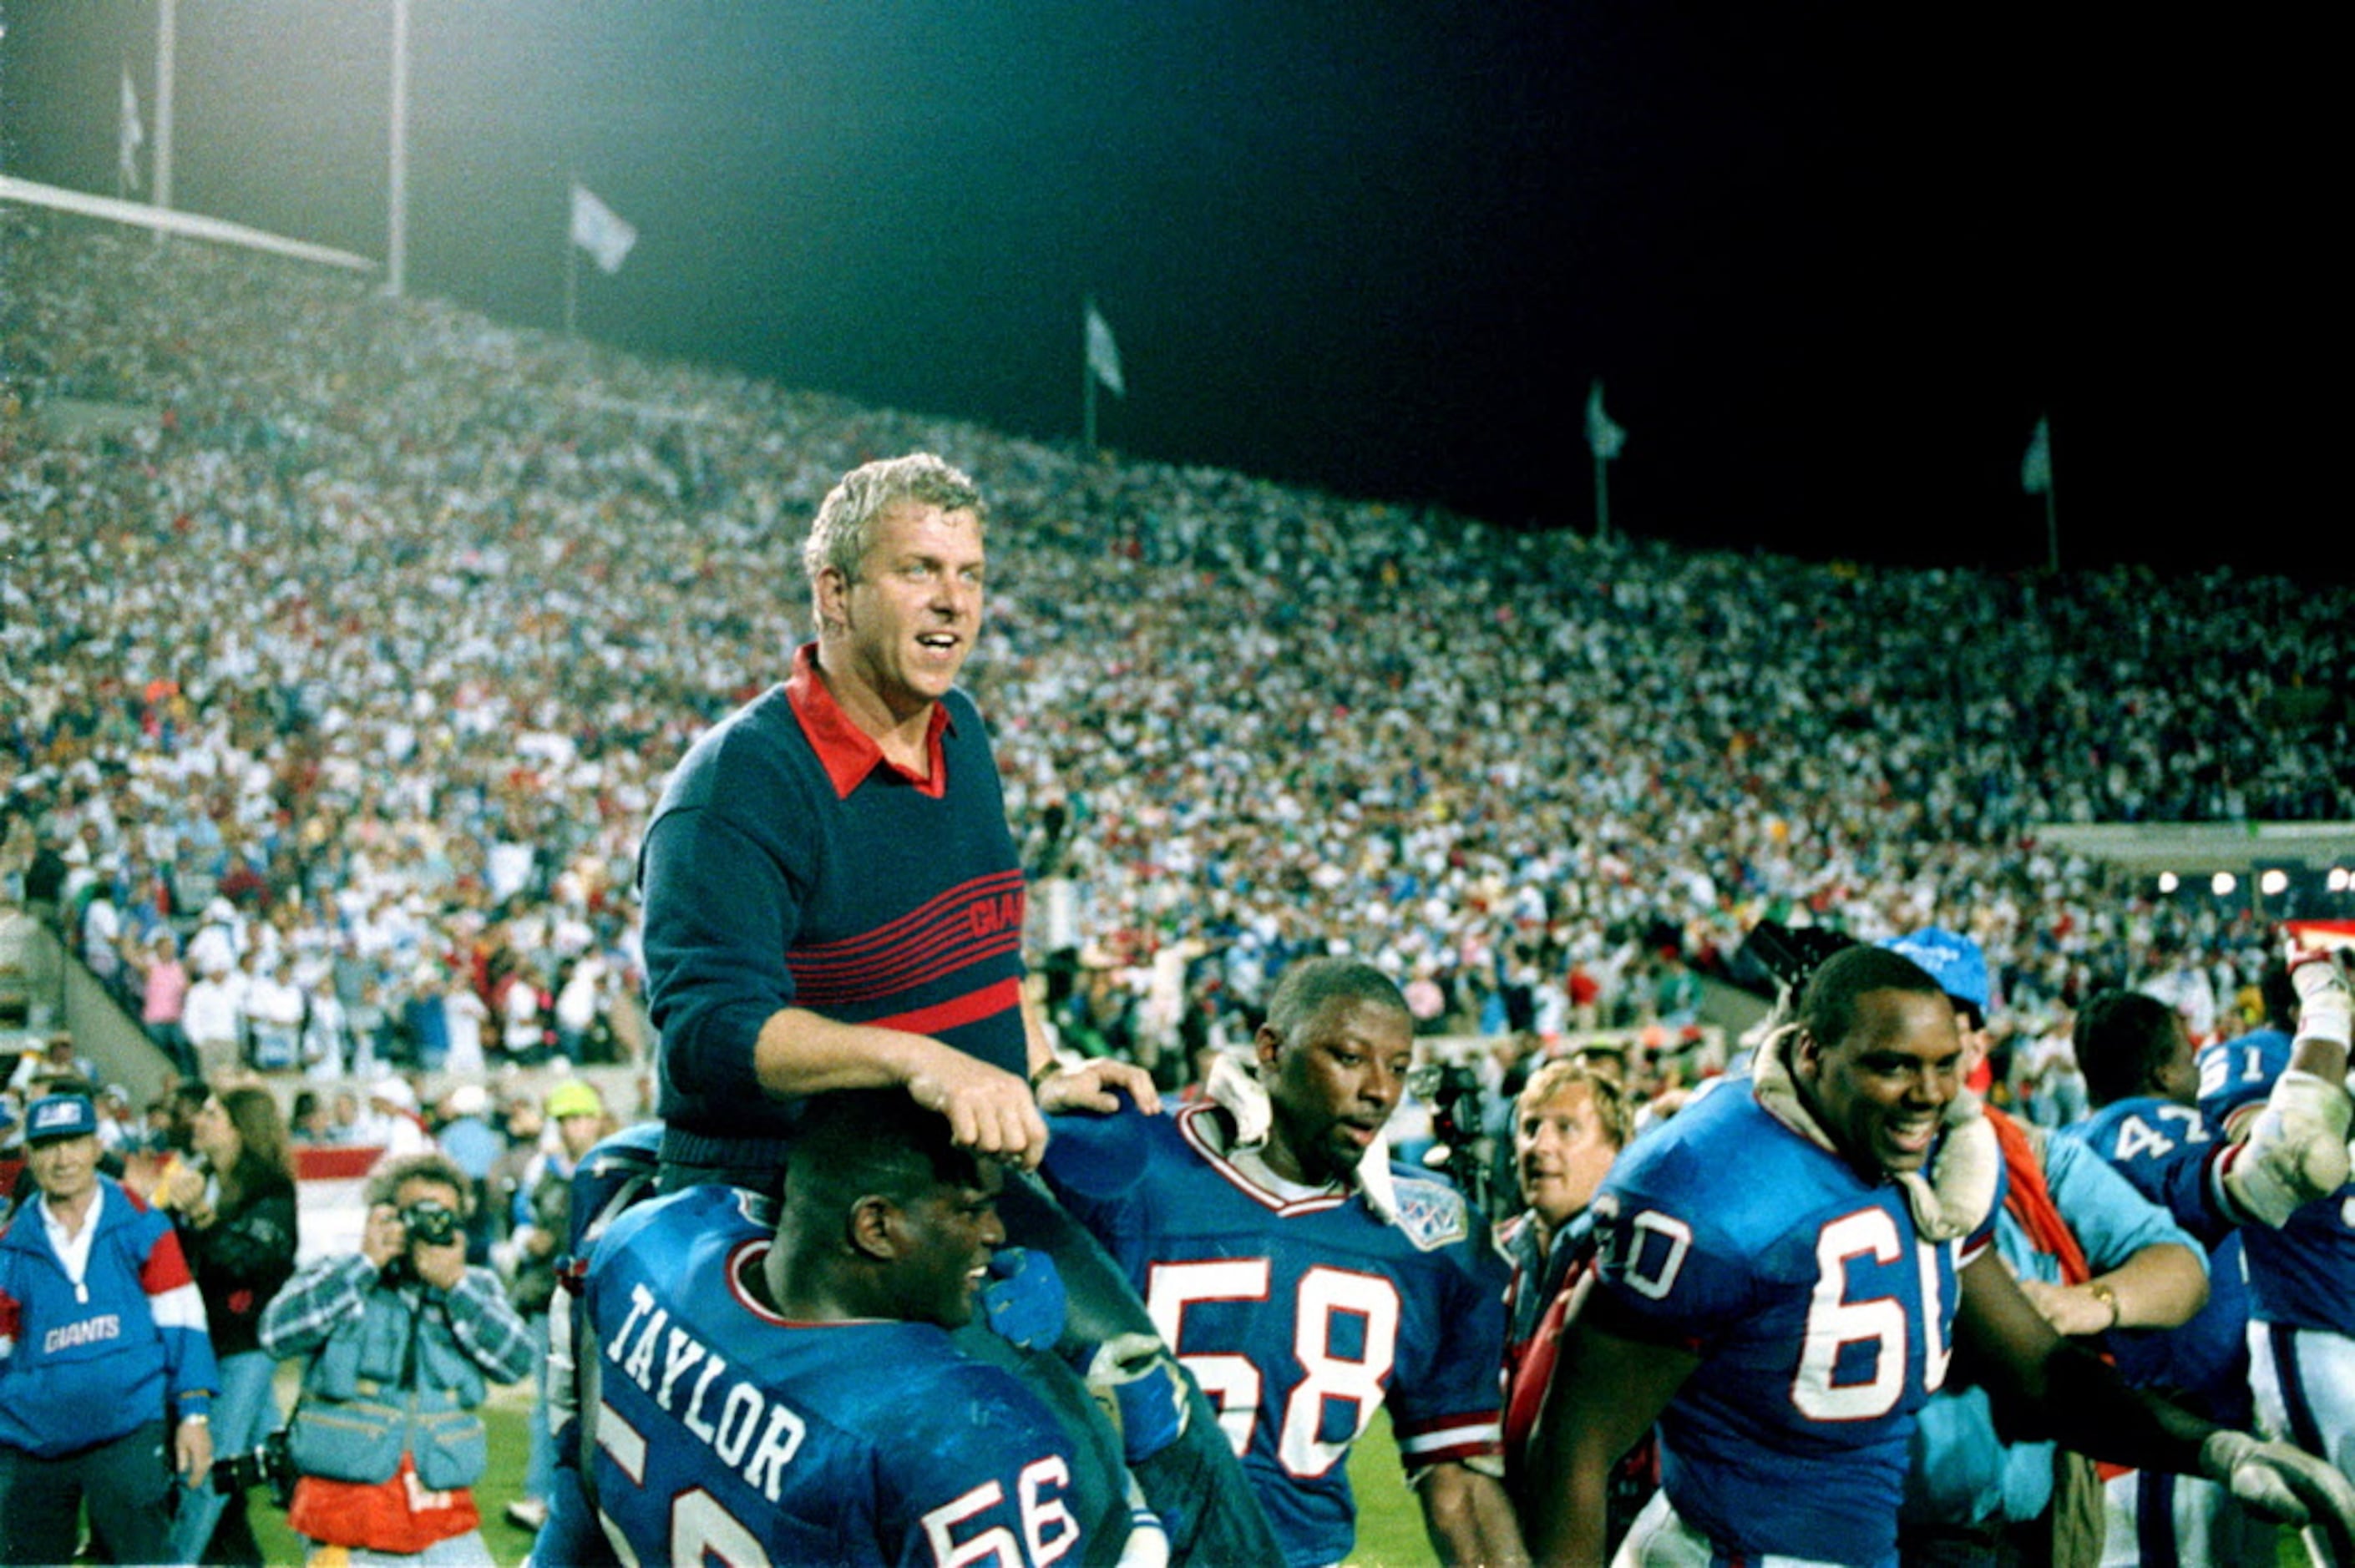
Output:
[640, 646, 1029, 1145]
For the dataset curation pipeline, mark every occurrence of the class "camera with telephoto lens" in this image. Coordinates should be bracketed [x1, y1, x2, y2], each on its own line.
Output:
[399, 1198, 462, 1247]
[1406, 1058, 1492, 1216]
[211, 1429, 296, 1507]
[1736, 918, 1858, 1004]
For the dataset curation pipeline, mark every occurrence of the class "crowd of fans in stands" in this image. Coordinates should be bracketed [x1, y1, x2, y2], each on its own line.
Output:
[3, 210, 2350, 1105]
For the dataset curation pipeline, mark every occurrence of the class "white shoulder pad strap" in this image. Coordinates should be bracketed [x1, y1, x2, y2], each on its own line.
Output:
[1204, 1052, 1273, 1146]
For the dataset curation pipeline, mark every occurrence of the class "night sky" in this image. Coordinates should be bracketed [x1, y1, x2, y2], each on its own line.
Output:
[2, 3, 2328, 577]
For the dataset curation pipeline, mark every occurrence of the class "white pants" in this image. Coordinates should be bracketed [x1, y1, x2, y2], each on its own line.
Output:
[2099, 1468, 2278, 1567]
[1614, 1489, 1863, 1568]
[2250, 1321, 2355, 1567]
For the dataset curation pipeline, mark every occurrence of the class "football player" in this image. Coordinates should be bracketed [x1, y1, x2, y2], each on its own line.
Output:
[530, 1121, 662, 1568]
[2065, 988, 2274, 1565]
[2195, 948, 2355, 1565]
[579, 1090, 1153, 1566]
[1523, 943, 2355, 1566]
[1041, 958, 1527, 1568]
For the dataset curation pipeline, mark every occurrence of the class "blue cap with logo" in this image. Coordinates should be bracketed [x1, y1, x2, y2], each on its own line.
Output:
[1878, 928, 1991, 1022]
[23, 1093, 99, 1144]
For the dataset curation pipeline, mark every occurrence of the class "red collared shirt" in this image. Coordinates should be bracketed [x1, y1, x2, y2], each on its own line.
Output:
[783, 643, 953, 801]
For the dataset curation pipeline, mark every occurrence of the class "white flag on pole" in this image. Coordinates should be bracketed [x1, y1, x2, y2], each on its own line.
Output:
[119, 68, 144, 194]
[1585, 379, 1626, 461]
[2022, 415, 2053, 495]
[1086, 304, 1125, 397]
[570, 184, 637, 275]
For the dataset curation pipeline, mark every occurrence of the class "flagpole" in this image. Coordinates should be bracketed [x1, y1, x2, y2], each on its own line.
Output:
[153, 0, 175, 219]
[2044, 458, 2059, 574]
[1586, 379, 1623, 542]
[1081, 299, 1097, 454]
[2024, 414, 2059, 573]
[564, 194, 580, 339]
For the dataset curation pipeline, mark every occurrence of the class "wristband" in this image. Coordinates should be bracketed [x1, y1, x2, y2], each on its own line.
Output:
[180, 1413, 210, 1426]
[1030, 1059, 1060, 1091]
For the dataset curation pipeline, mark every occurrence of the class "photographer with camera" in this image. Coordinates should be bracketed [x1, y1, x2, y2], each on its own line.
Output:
[260, 1151, 534, 1565]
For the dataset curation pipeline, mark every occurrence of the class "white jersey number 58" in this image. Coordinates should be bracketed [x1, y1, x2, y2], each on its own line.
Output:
[1146, 1259, 1401, 1479]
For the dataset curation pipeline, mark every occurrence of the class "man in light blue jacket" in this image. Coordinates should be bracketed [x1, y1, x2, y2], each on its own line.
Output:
[1886, 930, 2211, 1565]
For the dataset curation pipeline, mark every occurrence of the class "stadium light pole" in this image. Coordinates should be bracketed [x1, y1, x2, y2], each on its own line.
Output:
[153, 0, 175, 216]
[387, 0, 409, 297]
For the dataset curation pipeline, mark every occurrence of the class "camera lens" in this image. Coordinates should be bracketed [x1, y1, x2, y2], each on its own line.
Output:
[399, 1200, 460, 1246]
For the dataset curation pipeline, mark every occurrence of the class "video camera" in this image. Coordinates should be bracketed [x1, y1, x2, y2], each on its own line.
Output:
[210, 1429, 296, 1508]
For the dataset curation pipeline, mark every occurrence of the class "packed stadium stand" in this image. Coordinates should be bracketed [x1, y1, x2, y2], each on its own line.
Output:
[3, 208, 2351, 1101]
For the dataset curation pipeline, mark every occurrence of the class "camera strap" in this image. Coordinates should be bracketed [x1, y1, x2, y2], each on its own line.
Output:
[397, 1300, 422, 1393]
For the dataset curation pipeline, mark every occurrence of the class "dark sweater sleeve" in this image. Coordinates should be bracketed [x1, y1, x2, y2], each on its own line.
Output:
[638, 692, 829, 1120]
[640, 798, 803, 1109]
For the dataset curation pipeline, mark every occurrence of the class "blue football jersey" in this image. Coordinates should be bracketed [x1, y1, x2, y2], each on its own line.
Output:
[2199, 1028, 2296, 1125]
[2062, 1096, 2231, 1246]
[2059, 1098, 2254, 1427]
[1588, 1081, 2000, 1568]
[584, 1186, 1112, 1567]
[1044, 1103, 1509, 1568]
[540, 1125, 667, 1568]
[2197, 1029, 2355, 1337]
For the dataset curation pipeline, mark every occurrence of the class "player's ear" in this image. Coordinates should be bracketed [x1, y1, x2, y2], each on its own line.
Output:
[1793, 1026, 1824, 1083]
[1253, 1023, 1284, 1075]
[846, 1194, 901, 1262]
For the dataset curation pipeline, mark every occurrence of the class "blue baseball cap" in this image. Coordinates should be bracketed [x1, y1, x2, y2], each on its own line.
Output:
[23, 1093, 99, 1144]
[1879, 928, 1992, 1023]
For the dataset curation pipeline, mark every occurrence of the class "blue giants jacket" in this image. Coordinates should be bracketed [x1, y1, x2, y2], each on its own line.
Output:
[0, 1176, 218, 1456]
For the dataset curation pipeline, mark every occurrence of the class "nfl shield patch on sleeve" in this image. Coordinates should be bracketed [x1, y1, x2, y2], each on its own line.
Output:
[1388, 1174, 1471, 1252]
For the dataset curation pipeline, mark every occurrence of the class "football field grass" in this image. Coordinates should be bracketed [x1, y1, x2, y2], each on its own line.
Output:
[244, 1393, 1436, 1566]
[248, 1378, 542, 1568]
[239, 1391, 2314, 1566]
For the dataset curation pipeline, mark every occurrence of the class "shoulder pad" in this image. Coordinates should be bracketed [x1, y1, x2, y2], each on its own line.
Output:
[1385, 1171, 1471, 1252]
[569, 1125, 667, 1254]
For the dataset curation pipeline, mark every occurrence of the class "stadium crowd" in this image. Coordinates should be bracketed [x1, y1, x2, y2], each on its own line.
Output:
[4, 210, 2355, 1563]
[4, 212, 2349, 1100]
